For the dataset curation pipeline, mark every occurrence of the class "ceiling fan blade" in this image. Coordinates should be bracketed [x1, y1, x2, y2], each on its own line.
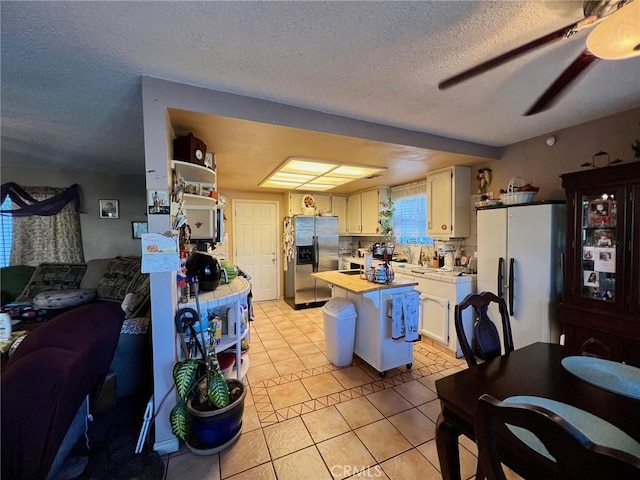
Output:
[524, 49, 598, 116]
[438, 20, 594, 90]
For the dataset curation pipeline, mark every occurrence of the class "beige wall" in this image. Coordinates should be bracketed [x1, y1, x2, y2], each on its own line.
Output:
[476, 107, 640, 201]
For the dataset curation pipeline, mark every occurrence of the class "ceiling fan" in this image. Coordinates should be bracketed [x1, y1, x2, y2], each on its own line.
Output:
[438, 0, 640, 116]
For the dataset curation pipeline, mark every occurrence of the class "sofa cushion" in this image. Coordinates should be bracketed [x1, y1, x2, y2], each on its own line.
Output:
[122, 272, 150, 319]
[79, 258, 113, 290]
[15, 263, 87, 302]
[33, 289, 97, 309]
[96, 257, 140, 302]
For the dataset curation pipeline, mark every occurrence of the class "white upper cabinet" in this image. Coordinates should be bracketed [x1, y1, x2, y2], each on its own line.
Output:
[427, 166, 471, 240]
[331, 195, 348, 235]
[284, 192, 331, 216]
[347, 187, 389, 235]
[347, 192, 363, 234]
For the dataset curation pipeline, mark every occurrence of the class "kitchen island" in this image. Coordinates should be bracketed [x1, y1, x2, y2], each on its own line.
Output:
[312, 270, 419, 377]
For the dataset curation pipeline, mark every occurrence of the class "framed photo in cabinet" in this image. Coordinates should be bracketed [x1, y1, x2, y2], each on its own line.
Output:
[587, 199, 612, 226]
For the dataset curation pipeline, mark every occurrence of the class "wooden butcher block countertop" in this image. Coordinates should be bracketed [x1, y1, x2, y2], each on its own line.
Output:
[312, 270, 418, 294]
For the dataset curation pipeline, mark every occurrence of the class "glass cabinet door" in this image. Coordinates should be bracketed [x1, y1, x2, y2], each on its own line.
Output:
[579, 191, 619, 305]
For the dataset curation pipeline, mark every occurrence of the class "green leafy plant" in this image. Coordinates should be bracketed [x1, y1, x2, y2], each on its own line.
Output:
[379, 190, 394, 238]
[169, 321, 230, 440]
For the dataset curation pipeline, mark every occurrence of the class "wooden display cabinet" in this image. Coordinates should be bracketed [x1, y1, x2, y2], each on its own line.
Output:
[559, 163, 640, 365]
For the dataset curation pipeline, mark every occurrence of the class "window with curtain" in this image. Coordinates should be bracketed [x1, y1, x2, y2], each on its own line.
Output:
[0, 184, 84, 266]
[0, 197, 13, 267]
[391, 181, 433, 245]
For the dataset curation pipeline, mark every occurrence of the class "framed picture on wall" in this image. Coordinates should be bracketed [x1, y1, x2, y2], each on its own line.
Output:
[132, 221, 148, 239]
[99, 199, 119, 219]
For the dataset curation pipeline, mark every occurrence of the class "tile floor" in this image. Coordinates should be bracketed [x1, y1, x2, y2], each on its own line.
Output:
[161, 300, 521, 480]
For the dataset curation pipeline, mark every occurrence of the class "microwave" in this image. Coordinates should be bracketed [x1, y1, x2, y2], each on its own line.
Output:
[186, 206, 224, 243]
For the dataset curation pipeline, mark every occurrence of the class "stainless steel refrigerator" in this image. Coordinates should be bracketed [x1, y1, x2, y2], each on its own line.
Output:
[285, 215, 338, 309]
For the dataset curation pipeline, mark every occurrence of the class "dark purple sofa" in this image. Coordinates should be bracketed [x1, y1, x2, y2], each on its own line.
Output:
[1, 301, 125, 480]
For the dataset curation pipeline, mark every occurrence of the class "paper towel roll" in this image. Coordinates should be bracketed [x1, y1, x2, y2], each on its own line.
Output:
[364, 254, 373, 271]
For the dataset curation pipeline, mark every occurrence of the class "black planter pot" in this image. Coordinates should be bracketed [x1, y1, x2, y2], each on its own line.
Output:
[185, 379, 246, 455]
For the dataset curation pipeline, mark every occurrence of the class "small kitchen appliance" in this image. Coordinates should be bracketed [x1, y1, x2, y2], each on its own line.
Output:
[438, 243, 456, 271]
[186, 251, 223, 292]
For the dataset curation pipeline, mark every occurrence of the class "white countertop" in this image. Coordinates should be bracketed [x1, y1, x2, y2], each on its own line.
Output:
[341, 256, 476, 284]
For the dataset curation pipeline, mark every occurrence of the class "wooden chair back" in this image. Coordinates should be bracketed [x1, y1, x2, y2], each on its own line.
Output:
[454, 291, 514, 367]
[475, 394, 640, 480]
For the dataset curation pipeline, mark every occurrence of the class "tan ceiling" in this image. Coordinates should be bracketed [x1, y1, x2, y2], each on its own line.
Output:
[169, 109, 492, 194]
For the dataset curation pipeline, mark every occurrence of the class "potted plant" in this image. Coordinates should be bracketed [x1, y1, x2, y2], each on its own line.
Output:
[170, 313, 246, 454]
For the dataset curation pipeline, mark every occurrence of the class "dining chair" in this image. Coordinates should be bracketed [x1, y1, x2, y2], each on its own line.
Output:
[579, 337, 612, 360]
[475, 394, 640, 480]
[454, 291, 514, 367]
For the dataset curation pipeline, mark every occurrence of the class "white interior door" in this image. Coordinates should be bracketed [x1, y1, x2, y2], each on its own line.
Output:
[233, 200, 278, 302]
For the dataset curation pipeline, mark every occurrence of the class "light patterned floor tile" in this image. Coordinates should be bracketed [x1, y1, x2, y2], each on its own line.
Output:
[316, 431, 376, 480]
[379, 448, 441, 480]
[263, 416, 314, 459]
[160, 303, 478, 480]
[272, 446, 332, 480]
[268, 380, 312, 410]
[354, 419, 412, 463]
[220, 428, 270, 478]
[366, 388, 413, 417]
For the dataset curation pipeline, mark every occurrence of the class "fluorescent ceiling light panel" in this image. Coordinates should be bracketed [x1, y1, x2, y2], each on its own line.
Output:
[326, 165, 386, 178]
[261, 179, 302, 189]
[297, 183, 337, 191]
[281, 159, 337, 175]
[260, 157, 387, 192]
[271, 172, 315, 182]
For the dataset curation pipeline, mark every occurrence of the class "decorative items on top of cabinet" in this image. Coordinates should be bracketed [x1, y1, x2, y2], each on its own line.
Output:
[284, 192, 331, 216]
[559, 163, 640, 366]
[331, 195, 348, 235]
[347, 187, 389, 235]
[426, 166, 471, 239]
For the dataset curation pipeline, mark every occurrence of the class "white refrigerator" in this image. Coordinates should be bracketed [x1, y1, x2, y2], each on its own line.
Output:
[477, 203, 566, 349]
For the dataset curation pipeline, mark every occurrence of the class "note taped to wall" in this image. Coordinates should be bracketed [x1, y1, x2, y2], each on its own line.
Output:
[141, 233, 180, 273]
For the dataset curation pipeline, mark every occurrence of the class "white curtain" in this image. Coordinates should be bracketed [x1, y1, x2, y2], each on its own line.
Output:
[391, 180, 426, 200]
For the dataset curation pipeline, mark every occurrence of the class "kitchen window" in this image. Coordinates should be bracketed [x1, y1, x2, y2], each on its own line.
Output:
[391, 181, 433, 245]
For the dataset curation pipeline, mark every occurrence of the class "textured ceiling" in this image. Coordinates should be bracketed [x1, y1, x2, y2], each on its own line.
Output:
[2, 1, 639, 190]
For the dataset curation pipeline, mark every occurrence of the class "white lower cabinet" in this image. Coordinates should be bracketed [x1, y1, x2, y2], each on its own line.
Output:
[393, 269, 475, 357]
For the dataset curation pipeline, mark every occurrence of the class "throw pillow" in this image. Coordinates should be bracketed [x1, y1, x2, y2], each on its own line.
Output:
[15, 263, 87, 302]
[33, 289, 97, 309]
[79, 258, 113, 290]
[96, 256, 141, 302]
[122, 272, 150, 319]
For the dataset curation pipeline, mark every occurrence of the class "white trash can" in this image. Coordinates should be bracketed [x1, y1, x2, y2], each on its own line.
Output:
[322, 298, 357, 367]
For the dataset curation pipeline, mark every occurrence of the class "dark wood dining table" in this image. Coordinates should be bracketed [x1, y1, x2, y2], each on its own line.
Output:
[435, 342, 640, 480]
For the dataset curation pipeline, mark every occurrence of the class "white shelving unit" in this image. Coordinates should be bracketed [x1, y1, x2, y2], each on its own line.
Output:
[176, 276, 251, 380]
[172, 160, 217, 207]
